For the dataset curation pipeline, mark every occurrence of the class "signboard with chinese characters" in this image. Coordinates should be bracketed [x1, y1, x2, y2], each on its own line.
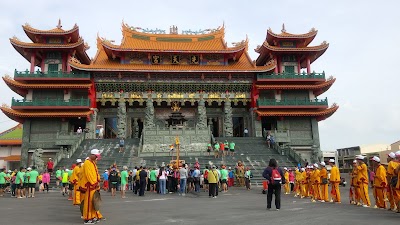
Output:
[171, 55, 180, 64]
[190, 55, 199, 64]
[151, 55, 161, 64]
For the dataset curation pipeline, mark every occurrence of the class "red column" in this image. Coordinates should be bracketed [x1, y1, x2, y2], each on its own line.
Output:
[274, 56, 278, 73]
[67, 54, 71, 73]
[306, 57, 311, 74]
[297, 58, 301, 73]
[30, 53, 35, 73]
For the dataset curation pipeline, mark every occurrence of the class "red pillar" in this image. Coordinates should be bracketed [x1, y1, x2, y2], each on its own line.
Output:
[67, 54, 71, 73]
[297, 58, 301, 73]
[274, 56, 278, 73]
[306, 57, 311, 74]
[30, 53, 35, 73]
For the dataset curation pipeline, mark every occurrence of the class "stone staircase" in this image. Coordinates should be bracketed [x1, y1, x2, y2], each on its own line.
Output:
[51, 138, 140, 188]
[139, 137, 298, 187]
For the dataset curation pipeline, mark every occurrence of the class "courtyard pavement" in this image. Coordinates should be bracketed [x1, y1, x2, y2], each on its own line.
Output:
[1, 185, 399, 225]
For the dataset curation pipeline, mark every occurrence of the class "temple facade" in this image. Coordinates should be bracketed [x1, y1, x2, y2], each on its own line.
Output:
[1, 21, 338, 165]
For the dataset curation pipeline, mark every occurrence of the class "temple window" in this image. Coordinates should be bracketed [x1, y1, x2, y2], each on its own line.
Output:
[47, 64, 59, 73]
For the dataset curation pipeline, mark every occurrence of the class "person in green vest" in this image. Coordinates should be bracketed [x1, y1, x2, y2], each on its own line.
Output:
[24, 168, 30, 198]
[220, 166, 228, 192]
[229, 141, 236, 156]
[224, 140, 229, 156]
[214, 142, 220, 159]
[120, 166, 129, 198]
[0, 168, 6, 197]
[207, 143, 212, 156]
[15, 167, 25, 199]
[67, 168, 74, 200]
[27, 166, 39, 198]
[55, 167, 62, 187]
[61, 169, 70, 196]
[149, 168, 157, 193]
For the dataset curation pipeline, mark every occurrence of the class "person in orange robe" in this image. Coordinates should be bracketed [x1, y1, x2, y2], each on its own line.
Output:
[350, 160, 360, 205]
[80, 149, 105, 224]
[386, 152, 398, 211]
[294, 168, 302, 197]
[319, 162, 328, 202]
[356, 155, 370, 207]
[283, 167, 290, 194]
[371, 156, 387, 209]
[71, 159, 83, 206]
[394, 151, 400, 213]
[300, 168, 307, 198]
[311, 163, 321, 202]
[329, 159, 341, 203]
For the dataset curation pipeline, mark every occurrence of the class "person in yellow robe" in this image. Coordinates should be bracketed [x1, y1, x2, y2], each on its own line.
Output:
[386, 152, 398, 211]
[393, 151, 400, 213]
[356, 155, 370, 207]
[71, 159, 83, 206]
[311, 163, 321, 202]
[283, 167, 290, 194]
[294, 168, 302, 197]
[350, 160, 360, 205]
[319, 162, 328, 202]
[329, 159, 341, 203]
[300, 168, 307, 198]
[371, 156, 387, 209]
[80, 149, 105, 224]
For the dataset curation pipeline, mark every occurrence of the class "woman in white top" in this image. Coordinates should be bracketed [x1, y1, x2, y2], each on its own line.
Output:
[158, 167, 168, 195]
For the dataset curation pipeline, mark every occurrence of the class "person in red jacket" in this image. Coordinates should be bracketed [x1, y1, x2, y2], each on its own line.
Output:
[47, 158, 54, 174]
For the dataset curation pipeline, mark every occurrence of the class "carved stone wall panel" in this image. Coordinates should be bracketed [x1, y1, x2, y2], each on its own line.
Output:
[289, 118, 312, 130]
[30, 133, 57, 141]
[290, 130, 312, 139]
[30, 119, 61, 133]
[143, 136, 163, 145]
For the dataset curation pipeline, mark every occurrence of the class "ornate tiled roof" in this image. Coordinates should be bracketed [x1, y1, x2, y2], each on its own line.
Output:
[0, 107, 92, 118]
[3, 76, 91, 89]
[22, 21, 79, 35]
[255, 104, 338, 121]
[255, 41, 329, 53]
[256, 78, 335, 92]
[70, 47, 276, 72]
[10, 36, 85, 49]
[266, 25, 318, 47]
[0, 124, 22, 145]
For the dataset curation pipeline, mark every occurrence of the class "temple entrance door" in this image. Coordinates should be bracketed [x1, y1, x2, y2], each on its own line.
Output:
[69, 118, 86, 133]
[212, 118, 219, 137]
[233, 117, 244, 137]
[138, 119, 144, 138]
[261, 117, 277, 134]
[104, 117, 117, 139]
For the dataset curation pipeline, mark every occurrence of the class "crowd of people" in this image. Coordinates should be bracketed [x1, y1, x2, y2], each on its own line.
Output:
[261, 151, 400, 213]
[207, 140, 236, 158]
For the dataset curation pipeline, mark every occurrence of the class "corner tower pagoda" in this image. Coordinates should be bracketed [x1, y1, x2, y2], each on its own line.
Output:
[0, 20, 93, 166]
[253, 24, 338, 162]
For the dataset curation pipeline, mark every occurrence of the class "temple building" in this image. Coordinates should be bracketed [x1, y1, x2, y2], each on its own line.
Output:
[0, 21, 338, 166]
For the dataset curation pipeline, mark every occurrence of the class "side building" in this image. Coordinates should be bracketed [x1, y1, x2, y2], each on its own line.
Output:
[0, 124, 22, 170]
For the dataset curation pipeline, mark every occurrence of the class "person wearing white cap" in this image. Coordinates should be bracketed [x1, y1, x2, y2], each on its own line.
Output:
[300, 167, 308, 198]
[371, 156, 386, 209]
[328, 159, 341, 203]
[311, 163, 321, 202]
[386, 152, 399, 211]
[293, 168, 302, 197]
[319, 162, 328, 202]
[283, 167, 290, 194]
[71, 159, 83, 206]
[80, 149, 105, 224]
[355, 155, 370, 207]
[350, 160, 360, 205]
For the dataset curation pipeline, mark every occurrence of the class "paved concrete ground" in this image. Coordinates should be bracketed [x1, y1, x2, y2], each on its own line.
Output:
[1, 185, 399, 225]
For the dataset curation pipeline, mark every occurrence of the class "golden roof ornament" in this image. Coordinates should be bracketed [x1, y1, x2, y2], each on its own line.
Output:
[171, 101, 180, 112]
[57, 19, 62, 29]
[281, 23, 286, 33]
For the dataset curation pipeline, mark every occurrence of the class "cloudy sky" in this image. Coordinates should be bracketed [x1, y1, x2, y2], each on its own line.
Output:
[0, 0, 398, 151]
